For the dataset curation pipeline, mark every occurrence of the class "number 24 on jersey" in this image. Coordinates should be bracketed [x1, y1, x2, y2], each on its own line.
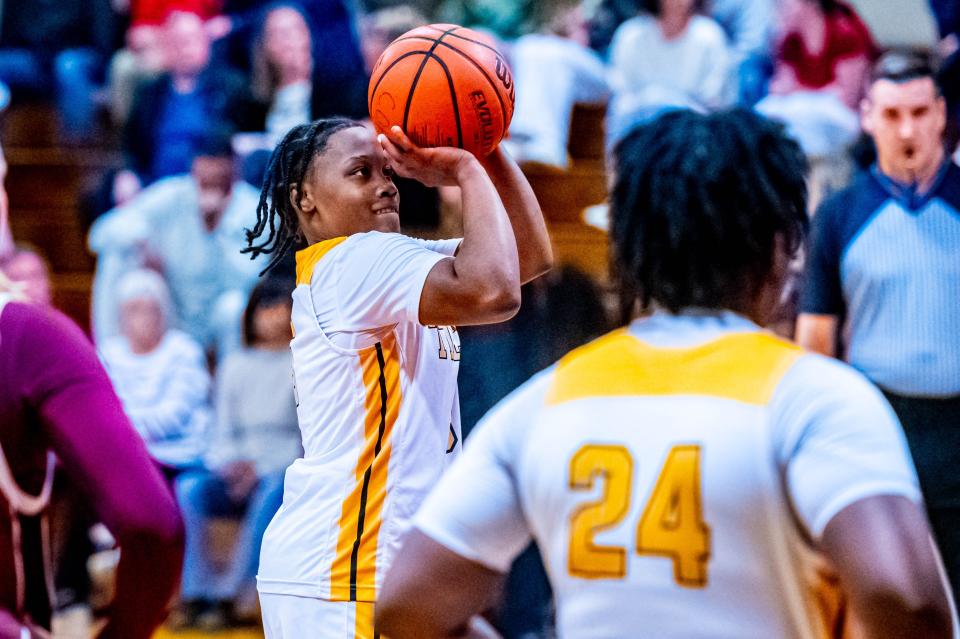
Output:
[568, 444, 711, 587]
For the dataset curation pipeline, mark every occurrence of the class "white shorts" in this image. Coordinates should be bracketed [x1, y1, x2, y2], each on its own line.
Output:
[259, 593, 377, 639]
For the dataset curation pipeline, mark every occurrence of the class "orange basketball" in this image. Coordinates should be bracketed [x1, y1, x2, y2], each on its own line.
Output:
[368, 24, 515, 158]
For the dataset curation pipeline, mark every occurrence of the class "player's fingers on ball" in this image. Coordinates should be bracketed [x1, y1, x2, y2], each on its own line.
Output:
[378, 133, 404, 160]
[387, 125, 416, 151]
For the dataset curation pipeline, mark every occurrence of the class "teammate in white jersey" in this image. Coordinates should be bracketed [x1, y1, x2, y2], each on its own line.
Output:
[377, 109, 954, 639]
[241, 118, 551, 638]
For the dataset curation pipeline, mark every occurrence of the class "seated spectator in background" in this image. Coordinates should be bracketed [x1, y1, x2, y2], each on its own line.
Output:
[251, 4, 314, 139]
[505, 0, 610, 168]
[176, 275, 300, 630]
[756, 0, 875, 157]
[89, 130, 261, 356]
[109, 0, 226, 126]
[434, 0, 528, 40]
[710, 0, 775, 105]
[122, 9, 264, 187]
[0, 0, 119, 138]
[607, 0, 732, 144]
[0, 245, 52, 307]
[99, 269, 211, 479]
[220, 0, 368, 120]
[360, 5, 429, 75]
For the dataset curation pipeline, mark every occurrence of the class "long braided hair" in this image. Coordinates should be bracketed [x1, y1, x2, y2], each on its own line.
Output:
[610, 108, 808, 321]
[243, 118, 364, 274]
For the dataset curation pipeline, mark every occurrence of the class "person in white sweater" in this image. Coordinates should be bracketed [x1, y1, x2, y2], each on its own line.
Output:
[175, 275, 301, 629]
[607, 0, 733, 143]
[98, 268, 211, 477]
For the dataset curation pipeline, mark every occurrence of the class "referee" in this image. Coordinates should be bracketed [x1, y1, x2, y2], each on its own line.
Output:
[797, 51, 960, 597]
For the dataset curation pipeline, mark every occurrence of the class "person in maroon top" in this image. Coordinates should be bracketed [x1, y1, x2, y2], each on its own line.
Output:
[0, 280, 184, 638]
[772, 0, 876, 109]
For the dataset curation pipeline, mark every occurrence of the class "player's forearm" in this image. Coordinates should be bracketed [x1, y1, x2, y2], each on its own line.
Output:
[480, 147, 552, 283]
[452, 157, 521, 312]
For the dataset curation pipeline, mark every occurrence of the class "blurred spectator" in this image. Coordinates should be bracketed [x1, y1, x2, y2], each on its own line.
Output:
[796, 52, 960, 599]
[0, 245, 53, 307]
[99, 269, 211, 478]
[251, 4, 314, 138]
[89, 130, 261, 356]
[0, 146, 11, 262]
[360, 5, 429, 74]
[505, 0, 610, 168]
[607, 0, 732, 143]
[756, 0, 875, 157]
[710, 0, 776, 104]
[221, 0, 368, 120]
[176, 275, 300, 630]
[108, 0, 226, 126]
[122, 10, 264, 186]
[0, 0, 120, 137]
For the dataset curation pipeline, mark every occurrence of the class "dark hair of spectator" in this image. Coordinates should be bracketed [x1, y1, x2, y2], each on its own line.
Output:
[610, 109, 808, 320]
[243, 118, 364, 274]
[195, 127, 236, 159]
[242, 274, 295, 346]
[869, 50, 938, 88]
[639, 0, 705, 17]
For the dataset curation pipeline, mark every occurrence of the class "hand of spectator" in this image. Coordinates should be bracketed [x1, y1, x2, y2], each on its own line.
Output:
[221, 459, 258, 502]
[379, 126, 477, 188]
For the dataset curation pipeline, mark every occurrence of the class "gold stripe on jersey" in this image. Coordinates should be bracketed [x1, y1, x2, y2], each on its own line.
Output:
[547, 330, 802, 406]
[295, 236, 348, 285]
[355, 601, 377, 638]
[330, 332, 402, 602]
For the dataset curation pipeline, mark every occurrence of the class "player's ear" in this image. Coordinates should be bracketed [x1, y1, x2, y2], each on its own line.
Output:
[291, 182, 317, 216]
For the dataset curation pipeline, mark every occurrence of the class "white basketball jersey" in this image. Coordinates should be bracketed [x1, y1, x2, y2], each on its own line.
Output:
[258, 231, 462, 603]
[415, 312, 922, 639]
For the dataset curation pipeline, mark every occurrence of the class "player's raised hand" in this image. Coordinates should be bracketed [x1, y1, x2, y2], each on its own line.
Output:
[378, 126, 478, 188]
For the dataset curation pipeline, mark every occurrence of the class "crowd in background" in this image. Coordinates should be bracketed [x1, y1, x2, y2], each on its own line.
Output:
[0, 0, 956, 635]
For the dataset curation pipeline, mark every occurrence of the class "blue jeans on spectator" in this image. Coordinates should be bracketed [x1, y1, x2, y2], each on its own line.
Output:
[0, 47, 101, 133]
[176, 469, 285, 602]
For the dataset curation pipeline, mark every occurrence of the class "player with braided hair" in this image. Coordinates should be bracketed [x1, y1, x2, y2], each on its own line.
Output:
[248, 118, 551, 638]
[378, 109, 953, 639]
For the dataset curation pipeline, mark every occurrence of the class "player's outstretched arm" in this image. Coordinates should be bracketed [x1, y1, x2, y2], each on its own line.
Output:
[479, 146, 552, 284]
[820, 495, 953, 639]
[380, 126, 521, 326]
[376, 530, 504, 639]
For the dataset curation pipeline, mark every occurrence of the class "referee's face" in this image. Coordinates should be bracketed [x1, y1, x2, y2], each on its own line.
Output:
[862, 78, 946, 183]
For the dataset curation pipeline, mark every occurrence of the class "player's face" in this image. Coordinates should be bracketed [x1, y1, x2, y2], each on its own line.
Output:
[300, 126, 400, 242]
[862, 78, 946, 180]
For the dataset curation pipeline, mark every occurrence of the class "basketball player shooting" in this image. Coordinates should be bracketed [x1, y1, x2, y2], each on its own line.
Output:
[243, 113, 550, 639]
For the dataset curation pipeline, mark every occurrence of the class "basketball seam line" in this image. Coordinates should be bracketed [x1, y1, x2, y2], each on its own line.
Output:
[428, 52, 464, 149]
[391, 35, 509, 127]
[402, 27, 459, 144]
[424, 25, 506, 60]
